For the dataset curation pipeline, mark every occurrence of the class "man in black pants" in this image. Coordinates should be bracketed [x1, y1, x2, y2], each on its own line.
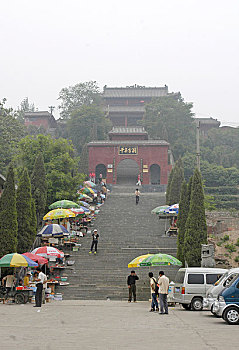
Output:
[89, 229, 99, 255]
[34, 267, 47, 308]
[135, 189, 140, 205]
[127, 271, 139, 302]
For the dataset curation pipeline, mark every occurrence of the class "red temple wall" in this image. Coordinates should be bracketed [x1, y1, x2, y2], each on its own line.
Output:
[88, 144, 170, 185]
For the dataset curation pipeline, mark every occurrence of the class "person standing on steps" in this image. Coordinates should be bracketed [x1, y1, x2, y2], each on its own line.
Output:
[158, 270, 169, 314]
[148, 272, 159, 312]
[127, 271, 139, 302]
[135, 188, 140, 205]
[89, 229, 99, 255]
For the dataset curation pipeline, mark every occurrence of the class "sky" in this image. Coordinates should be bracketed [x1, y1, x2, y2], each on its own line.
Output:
[0, 0, 239, 126]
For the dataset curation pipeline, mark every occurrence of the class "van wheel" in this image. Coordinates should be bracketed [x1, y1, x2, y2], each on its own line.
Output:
[191, 298, 203, 311]
[223, 307, 239, 325]
[182, 303, 191, 310]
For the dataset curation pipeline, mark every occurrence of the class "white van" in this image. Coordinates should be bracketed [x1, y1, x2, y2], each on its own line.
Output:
[203, 268, 239, 313]
[173, 267, 227, 311]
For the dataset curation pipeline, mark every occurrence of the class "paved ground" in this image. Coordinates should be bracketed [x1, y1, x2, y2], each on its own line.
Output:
[0, 300, 238, 350]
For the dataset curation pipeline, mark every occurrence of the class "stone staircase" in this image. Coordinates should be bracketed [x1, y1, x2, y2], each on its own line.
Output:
[57, 186, 179, 300]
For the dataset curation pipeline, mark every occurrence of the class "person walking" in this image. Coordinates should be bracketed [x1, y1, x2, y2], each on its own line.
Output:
[148, 272, 159, 312]
[135, 188, 140, 205]
[34, 267, 47, 308]
[127, 271, 139, 302]
[158, 270, 169, 314]
[89, 229, 99, 254]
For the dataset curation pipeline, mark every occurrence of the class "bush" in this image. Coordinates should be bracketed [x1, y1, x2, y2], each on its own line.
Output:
[205, 187, 239, 195]
[217, 241, 222, 247]
[236, 239, 239, 247]
[225, 243, 237, 253]
[235, 256, 239, 263]
[222, 235, 230, 242]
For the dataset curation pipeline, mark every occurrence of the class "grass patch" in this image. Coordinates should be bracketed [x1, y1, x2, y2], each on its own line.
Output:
[225, 243, 237, 253]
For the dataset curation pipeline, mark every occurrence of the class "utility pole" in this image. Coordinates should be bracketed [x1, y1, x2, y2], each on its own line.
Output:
[196, 120, 200, 171]
[49, 106, 55, 115]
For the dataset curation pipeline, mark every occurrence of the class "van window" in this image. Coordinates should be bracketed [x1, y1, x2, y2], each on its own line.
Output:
[175, 271, 185, 284]
[188, 274, 204, 284]
[223, 273, 239, 287]
[206, 274, 222, 285]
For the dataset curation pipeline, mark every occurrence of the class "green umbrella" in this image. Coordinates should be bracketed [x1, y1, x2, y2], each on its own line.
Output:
[49, 200, 80, 210]
[151, 205, 169, 215]
[140, 253, 182, 267]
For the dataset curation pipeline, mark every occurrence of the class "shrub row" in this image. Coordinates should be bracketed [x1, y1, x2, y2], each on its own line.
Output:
[205, 186, 239, 195]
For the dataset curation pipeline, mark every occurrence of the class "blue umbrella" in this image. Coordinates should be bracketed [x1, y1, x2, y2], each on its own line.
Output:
[37, 224, 69, 238]
[80, 206, 90, 213]
[79, 201, 90, 208]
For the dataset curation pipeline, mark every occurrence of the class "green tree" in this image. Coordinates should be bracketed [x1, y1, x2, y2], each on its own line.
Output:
[16, 169, 34, 253]
[177, 180, 189, 265]
[166, 167, 174, 205]
[0, 100, 25, 174]
[30, 198, 37, 240]
[58, 81, 102, 119]
[184, 168, 207, 266]
[31, 153, 47, 227]
[16, 97, 36, 124]
[79, 143, 89, 176]
[143, 94, 196, 160]
[168, 159, 184, 205]
[0, 165, 18, 256]
[65, 104, 111, 154]
[14, 135, 84, 207]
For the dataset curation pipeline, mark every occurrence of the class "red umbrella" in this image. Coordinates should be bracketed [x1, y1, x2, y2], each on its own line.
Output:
[23, 252, 48, 265]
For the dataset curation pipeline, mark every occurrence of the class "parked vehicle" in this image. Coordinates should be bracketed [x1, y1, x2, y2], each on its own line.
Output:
[212, 275, 239, 324]
[203, 268, 239, 313]
[173, 267, 227, 311]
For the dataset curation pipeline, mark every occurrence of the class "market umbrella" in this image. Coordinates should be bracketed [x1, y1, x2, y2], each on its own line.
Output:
[128, 254, 154, 268]
[84, 180, 96, 188]
[80, 206, 90, 213]
[0, 253, 38, 267]
[49, 200, 80, 210]
[31, 246, 64, 259]
[37, 224, 69, 238]
[43, 209, 76, 221]
[140, 253, 182, 267]
[22, 253, 48, 265]
[78, 194, 93, 202]
[69, 208, 85, 215]
[79, 201, 90, 208]
[151, 205, 169, 215]
[80, 187, 95, 195]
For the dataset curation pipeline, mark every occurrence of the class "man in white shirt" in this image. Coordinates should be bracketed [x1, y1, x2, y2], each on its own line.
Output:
[34, 268, 47, 307]
[2, 274, 16, 293]
[158, 270, 169, 314]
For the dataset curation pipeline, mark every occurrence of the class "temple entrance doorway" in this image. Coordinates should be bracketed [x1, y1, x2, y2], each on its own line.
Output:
[150, 164, 160, 184]
[117, 159, 139, 185]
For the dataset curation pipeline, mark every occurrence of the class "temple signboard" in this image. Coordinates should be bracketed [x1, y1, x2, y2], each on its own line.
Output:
[118, 146, 138, 155]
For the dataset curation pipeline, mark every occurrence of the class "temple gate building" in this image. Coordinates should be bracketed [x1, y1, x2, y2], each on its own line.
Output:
[88, 85, 172, 186]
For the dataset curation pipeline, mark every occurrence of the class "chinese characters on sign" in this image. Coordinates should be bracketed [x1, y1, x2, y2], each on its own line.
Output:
[118, 146, 138, 155]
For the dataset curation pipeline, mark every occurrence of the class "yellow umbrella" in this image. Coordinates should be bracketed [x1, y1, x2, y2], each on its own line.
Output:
[128, 254, 153, 268]
[43, 209, 76, 221]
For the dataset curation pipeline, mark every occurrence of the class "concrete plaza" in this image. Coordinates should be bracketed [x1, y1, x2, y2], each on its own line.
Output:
[0, 300, 238, 350]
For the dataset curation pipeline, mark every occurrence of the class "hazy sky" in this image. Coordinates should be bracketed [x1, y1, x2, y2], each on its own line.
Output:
[1, 0, 239, 126]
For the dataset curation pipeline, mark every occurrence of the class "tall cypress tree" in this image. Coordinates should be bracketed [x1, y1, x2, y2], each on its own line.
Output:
[177, 180, 188, 265]
[0, 165, 18, 256]
[31, 153, 47, 228]
[16, 168, 32, 253]
[30, 198, 37, 246]
[166, 167, 174, 205]
[168, 159, 184, 205]
[184, 168, 207, 267]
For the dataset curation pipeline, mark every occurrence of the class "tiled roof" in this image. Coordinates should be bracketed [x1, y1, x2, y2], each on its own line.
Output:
[103, 86, 168, 98]
[109, 127, 147, 134]
[105, 106, 145, 113]
[24, 111, 53, 118]
[88, 140, 169, 146]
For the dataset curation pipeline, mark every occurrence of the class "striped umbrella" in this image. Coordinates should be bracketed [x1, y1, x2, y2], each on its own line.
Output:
[79, 201, 90, 208]
[31, 246, 64, 259]
[37, 224, 69, 238]
[0, 253, 38, 267]
[151, 205, 169, 215]
[84, 181, 96, 188]
[69, 207, 85, 215]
